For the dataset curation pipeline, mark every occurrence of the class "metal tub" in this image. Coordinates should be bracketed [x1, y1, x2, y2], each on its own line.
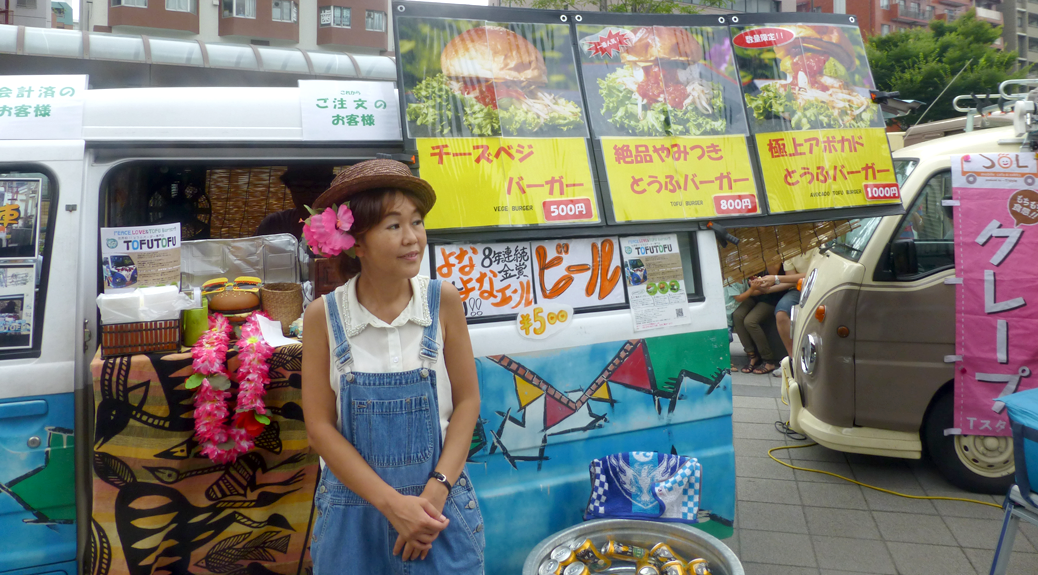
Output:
[522, 519, 743, 575]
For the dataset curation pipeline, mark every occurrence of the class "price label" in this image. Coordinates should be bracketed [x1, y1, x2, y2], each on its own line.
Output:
[543, 197, 594, 222]
[713, 193, 758, 215]
[516, 303, 574, 339]
[863, 183, 901, 202]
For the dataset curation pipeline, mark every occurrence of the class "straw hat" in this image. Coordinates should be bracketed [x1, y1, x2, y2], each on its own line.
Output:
[312, 159, 436, 211]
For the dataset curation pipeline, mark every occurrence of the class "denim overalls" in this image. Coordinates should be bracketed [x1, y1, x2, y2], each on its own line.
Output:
[310, 279, 485, 575]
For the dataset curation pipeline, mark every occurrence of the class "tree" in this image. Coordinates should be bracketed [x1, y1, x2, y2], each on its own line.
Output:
[501, 0, 731, 15]
[867, 10, 1027, 129]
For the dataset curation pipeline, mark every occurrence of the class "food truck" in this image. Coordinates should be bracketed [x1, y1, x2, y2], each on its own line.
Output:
[0, 5, 903, 575]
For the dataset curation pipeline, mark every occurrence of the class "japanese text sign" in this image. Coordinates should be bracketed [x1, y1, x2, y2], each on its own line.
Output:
[951, 153, 1038, 436]
[532, 237, 625, 309]
[620, 234, 691, 332]
[516, 302, 573, 339]
[419, 137, 598, 229]
[757, 128, 899, 213]
[604, 136, 759, 221]
[434, 241, 534, 318]
[100, 223, 182, 293]
[298, 80, 401, 141]
[0, 178, 42, 260]
[0, 75, 86, 140]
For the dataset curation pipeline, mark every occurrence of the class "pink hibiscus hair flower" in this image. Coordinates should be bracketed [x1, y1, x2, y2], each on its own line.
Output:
[302, 203, 355, 257]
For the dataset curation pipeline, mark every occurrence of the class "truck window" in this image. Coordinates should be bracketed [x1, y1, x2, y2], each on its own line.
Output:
[894, 159, 918, 185]
[893, 170, 954, 275]
[0, 171, 55, 356]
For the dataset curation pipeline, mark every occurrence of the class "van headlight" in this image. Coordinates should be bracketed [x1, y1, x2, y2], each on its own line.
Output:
[800, 333, 819, 375]
[800, 269, 818, 304]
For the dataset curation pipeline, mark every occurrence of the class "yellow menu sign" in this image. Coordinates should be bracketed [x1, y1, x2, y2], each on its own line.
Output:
[602, 135, 760, 222]
[417, 137, 598, 230]
[756, 128, 901, 213]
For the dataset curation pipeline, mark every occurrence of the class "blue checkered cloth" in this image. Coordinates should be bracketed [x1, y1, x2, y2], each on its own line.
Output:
[584, 452, 702, 524]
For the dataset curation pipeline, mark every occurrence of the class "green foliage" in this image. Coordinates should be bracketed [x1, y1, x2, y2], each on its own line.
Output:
[866, 10, 1027, 128]
[501, 0, 731, 15]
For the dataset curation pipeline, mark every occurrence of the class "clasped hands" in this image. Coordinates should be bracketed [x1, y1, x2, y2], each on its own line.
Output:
[385, 480, 451, 562]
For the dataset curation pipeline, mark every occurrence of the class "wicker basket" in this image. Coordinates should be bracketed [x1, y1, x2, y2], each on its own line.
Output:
[261, 283, 304, 336]
[101, 319, 181, 358]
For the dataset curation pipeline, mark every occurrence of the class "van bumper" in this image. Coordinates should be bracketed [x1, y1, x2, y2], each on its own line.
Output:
[780, 358, 923, 459]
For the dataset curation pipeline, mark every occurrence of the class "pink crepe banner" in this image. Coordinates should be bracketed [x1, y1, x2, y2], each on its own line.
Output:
[952, 153, 1038, 436]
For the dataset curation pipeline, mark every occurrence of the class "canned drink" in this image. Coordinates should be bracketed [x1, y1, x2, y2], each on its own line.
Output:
[574, 539, 612, 572]
[636, 564, 662, 575]
[661, 560, 688, 575]
[650, 542, 686, 565]
[687, 558, 712, 575]
[538, 559, 561, 575]
[604, 540, 649, 562]
[550, 545, 577, 568]
[562, 563, 590, 575]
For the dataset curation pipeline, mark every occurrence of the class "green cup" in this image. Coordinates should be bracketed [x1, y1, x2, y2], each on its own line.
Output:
[181, 298, 209, 347]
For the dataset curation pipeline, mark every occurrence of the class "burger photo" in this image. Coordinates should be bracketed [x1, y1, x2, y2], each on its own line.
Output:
[594, 26, 728, 137]
[743, 25, 877, 131]
[405, 25, 584, 137]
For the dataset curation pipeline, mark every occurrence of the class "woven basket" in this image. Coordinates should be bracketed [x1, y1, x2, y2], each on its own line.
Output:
[261, 283, 304, 336]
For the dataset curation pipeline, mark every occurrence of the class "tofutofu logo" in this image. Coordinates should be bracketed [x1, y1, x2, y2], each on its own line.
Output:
[106, 238, 118, 249]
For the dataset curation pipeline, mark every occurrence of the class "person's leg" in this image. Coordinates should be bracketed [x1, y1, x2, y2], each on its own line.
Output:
[744, 302, 776, 364]
[732, 300, 761, 372]
[775, 289, 801, 360]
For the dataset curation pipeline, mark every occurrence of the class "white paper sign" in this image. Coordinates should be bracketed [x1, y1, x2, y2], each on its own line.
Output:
[531, 237, 625, 309]
[0, 264, 35, 350]
[516, 303, 573, 339]
[953, 152, 1038, 189]
[0, 75, 87, 140]
[101, 223, 181, 293]
[434, 241, 533, 318]
[620, 234, 691, 332]
[298, 80, 401, 141]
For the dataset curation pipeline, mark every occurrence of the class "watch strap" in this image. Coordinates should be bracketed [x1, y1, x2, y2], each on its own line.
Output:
[428, 471, 452, 492]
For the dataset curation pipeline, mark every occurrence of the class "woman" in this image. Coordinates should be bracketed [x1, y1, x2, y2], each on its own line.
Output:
[301, 160, 484, 574]
[731, 263, 788, 375]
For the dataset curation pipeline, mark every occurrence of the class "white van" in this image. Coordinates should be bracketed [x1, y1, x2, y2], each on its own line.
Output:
[0, 86, 739, 575]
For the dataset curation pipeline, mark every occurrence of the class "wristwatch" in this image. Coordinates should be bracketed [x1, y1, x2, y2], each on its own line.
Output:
[428, 471, 452, 492]
[773, 275, 780, 286]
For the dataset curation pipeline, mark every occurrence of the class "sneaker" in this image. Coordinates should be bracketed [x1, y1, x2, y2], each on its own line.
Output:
[772, 368, 783, 378]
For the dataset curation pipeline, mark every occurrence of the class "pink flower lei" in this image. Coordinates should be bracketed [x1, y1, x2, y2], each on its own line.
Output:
[302, 203, 355, 258]
[187, 312, 275, 464]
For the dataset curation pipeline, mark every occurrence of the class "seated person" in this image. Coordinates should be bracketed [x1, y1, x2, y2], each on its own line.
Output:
[733, 263, 788, 375]
[255, 165, 336, 239]
[756, 247, 819, 372]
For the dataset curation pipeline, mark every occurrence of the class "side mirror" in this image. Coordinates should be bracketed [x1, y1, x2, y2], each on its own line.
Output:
[890, 239, 918, 277]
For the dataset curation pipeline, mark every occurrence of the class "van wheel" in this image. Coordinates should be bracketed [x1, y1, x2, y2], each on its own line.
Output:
[923, 390, 1014, 494]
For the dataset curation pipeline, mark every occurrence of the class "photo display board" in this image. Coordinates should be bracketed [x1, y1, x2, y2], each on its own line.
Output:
[392, 4, 904, 230]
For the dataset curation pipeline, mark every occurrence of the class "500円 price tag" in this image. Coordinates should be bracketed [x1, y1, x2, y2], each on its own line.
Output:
[516, 303, 573, 339]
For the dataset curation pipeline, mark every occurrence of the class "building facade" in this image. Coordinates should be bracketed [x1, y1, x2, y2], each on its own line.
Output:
[488, 0, 797, 13]
[795, 0, 1002, 38]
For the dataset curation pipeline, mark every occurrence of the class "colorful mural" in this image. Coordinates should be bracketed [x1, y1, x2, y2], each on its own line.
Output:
[468, 328, 735, 573]
[0, 392, 77, 574]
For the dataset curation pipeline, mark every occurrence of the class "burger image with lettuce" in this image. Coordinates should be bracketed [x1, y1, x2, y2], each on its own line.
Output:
[405, 26, 584, 137]
[596, 26, 727, 137]
[744, 25, 876, 130]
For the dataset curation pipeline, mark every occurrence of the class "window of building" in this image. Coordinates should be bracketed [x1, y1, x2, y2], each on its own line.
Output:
[925, 5, 934, 18]
[880, 0, 889, 8]
[909, 1, 919, 12]
[1030, 37, 1038, 52]
[16, 0, 37, 8]
[1029, 13, 1038, 27]
[272, 0, 297, 22]
[222, 0, 255, 18]
[112, 0, 147, 7]
[1019, 14, 1026, 28]
[319, 5, 350, 28]
[881, 24, 891, 35]
[165, 0, 196, 13]
[365, 10, 385, 32]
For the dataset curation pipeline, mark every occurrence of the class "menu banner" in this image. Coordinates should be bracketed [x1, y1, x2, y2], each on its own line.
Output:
[756, 128, 899, 212]
[434, 241, 535, 318]
[418, 137, 598, 229]
[603, 135, 759, 221]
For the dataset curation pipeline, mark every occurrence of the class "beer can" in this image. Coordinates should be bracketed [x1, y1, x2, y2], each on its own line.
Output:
[650, 542, 686, 565]
[661, 560, 689, 575]
[538, 559, 561, 575]
[550, 545, 577, 568]
[562, 562, 590, 575]
[573, 539, 612, 572]
[687, 558, 713, 575]
[604, 539, 649, 562]
[636, 564, 662, 575]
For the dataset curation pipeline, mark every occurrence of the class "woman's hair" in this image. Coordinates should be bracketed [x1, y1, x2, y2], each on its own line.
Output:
[334, 188, 433, 282]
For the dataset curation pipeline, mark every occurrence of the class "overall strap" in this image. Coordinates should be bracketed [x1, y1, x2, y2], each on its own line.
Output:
[322, 291, 353, 370]
[419, 279, 443, 365]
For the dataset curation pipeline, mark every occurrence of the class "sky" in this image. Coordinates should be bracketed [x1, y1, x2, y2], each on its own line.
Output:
[68, 0, 490, 22]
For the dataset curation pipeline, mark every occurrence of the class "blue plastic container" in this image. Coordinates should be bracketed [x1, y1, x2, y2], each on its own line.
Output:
[1002, 388, 1038, 504]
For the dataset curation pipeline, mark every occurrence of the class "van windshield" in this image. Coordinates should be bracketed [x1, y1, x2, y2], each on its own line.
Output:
[829, 158, 916, 262]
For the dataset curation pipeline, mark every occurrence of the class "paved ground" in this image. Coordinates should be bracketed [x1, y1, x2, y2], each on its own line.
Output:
[727, 337, 1038, 575]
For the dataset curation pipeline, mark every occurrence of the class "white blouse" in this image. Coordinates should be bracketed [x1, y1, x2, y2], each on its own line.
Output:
[325, 275, 453, 441]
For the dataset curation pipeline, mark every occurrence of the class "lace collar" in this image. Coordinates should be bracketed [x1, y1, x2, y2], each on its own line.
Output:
[338, 275, 432, 337]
